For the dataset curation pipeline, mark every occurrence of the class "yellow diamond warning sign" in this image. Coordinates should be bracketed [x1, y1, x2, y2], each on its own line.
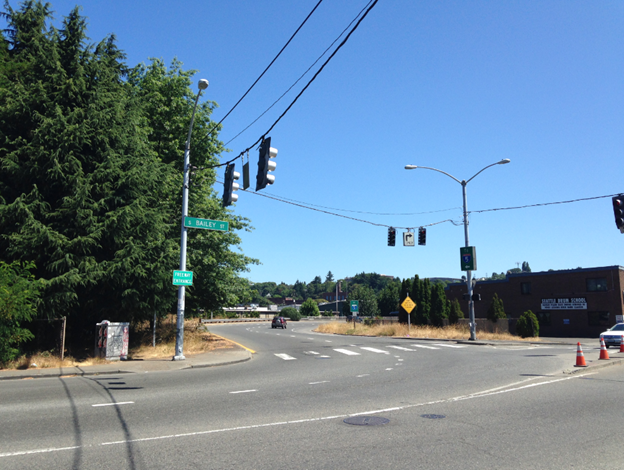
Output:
[401, 296, 416, 314]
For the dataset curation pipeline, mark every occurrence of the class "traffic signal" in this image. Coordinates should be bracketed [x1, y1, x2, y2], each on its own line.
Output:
[388, 227, 396, 246]
[256, 137, 277, 191]
[612, 195, 624, 230]
[222, 163, 240, 207]
[418, 227, 426, 246]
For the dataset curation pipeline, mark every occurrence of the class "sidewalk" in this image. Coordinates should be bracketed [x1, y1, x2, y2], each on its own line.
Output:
[0, 347, 252, 381]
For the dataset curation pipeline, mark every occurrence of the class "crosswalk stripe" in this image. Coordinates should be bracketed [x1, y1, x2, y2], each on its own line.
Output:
[387, 346, 416, 351]
[360, 347, 389, 354]
[274, 353, 296, 360]
[433, 343, 465, 348]
[334, 348, 361, 356]
[304, 351, 320, 355]
[410, 344, 440, 350]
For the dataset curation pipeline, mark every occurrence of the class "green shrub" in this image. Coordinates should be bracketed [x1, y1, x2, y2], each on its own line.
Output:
[280, 307, 301, 321]
[486, 293, 506, 322]
[300, 298, 320, 317]
[516, 310, 539, 338]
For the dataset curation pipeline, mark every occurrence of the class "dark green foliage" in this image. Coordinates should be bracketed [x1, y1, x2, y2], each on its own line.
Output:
[0, 261, 41, 364]
[521, 261, 531, 272]
[280, 307, 301, 321]
[344, 284, 378, 317]
[429, 283, 449, 327]
[486, 293, 506, 322]
[516, 310, 539, 338]
[0, 2, 256, 349]
[448, 298, 464, 324]
[377, 280, 400, 316]
[299, 298, 320, 317]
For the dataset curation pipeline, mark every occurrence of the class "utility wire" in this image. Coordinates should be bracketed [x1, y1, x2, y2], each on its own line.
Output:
[228, 0, 379, 164]
[218, 179, 617, 231]
[208, 0, 324, 135]
[224, 0, 376, 147]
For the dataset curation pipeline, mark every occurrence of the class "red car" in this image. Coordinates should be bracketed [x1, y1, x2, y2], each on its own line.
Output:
[272, 317, 287, 329]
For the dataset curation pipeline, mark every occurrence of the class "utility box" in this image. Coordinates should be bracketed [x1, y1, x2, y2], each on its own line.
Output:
[95, 321, 129, 361]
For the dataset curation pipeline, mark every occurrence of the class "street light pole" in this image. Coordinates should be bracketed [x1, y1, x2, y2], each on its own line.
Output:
[404, 159, 510, 341]
[173, 78, 209, 361]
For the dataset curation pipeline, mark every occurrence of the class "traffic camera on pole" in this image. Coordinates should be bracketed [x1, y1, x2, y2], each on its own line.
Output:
[388, 227, 396, 246]
[222, 163, 240, 207]
[256, 137, 277, 191]
[612, 195, 624, 232]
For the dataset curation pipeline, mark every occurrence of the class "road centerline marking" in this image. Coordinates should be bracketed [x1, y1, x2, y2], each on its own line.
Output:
[92, 402, 134, 407]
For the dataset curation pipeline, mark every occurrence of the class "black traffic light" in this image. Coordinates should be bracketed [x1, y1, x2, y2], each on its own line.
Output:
[418, 227, 426, 246]
[388, 227, 396, 246]
[222, 163, 240, 207]
[256, 137, 277, 191]
[612, 195, 624, 230]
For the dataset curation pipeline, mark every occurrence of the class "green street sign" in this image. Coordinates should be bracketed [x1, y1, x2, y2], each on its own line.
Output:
[184, 217, 229, 232]
[350, 300, 359, 313]
[460, 246, 477, 271]
[173, 270, 193, 286]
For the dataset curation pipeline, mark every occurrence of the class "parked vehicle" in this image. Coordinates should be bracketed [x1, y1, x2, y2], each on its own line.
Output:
[599, 323, 624, 348]
[272, 316, 287, 329]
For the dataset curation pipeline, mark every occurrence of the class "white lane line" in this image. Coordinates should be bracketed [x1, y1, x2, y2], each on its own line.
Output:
[387, 345, 416, 351]
[333, 349, 360, 356]
[307, 338, 314, 340]
[360, 347, 389, 354]
[92, 402, 134, 407]
[304, 351, 320, 355]
[229, 390, 257, 394]
[309, 381, 329, 385]
[6, 375, 589, 458]
[325, 340, 332, 343]
[357, 374, 370, 377]
[397, 359, 404, 361]
[290, 335, 296, 338]
[385, 368, 393, 371]
[433, 343, 466, 348]
[411, 344, 440, 350]
[274, 353, 296, 361]
[319, 355, 331, 358]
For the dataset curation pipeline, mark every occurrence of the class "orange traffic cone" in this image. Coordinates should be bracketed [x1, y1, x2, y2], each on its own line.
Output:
[620, 335, 624, 353]
[574, 342, 587, 367]
[599, 338, 610, 360]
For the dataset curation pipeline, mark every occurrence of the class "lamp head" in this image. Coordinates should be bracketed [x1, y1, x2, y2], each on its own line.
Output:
[198, 79, 209, 90]
[404, 165, 418, 170]
[499, 158, 510, 164]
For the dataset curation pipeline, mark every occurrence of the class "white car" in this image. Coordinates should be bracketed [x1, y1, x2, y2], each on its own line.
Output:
[600, 323, 624, 348]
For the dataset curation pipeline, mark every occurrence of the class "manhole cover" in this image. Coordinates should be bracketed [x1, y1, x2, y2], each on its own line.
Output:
[421, 414, 446, 420]
[343, 416, 390, 426]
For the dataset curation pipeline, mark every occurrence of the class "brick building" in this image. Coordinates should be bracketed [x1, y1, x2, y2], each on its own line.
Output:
[445, 266, 624, 337]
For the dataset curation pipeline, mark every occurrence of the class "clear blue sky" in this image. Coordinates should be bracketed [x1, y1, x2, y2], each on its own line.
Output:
[6, 0, 624, 285]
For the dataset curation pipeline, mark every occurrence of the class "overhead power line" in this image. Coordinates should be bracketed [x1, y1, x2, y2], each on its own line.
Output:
[227, 0, 379, 165]
[217, 180, 617, 231]
[209, 0, 324, 135]
[224, 0, 376, 147]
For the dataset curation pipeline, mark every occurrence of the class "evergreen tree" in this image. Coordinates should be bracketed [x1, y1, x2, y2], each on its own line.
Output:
[521, 261, 531, 273]
[377, 280, 400, 316]
[448, 298, 464, 324]
[429, 283, 449, 327]
[0, 2, 256, 348]
[486, 293, 506, 322]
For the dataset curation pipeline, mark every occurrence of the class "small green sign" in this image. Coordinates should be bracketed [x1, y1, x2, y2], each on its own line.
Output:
[173, 270, 193, 286]
[184, 217, 229, 232]
[350, 300, 359, 313]
[460, 246, 477, 271]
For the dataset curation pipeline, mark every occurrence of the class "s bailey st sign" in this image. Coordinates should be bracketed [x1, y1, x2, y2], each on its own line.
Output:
[184, 217, 229, 232]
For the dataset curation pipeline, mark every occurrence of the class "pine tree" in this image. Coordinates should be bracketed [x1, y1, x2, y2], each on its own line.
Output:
[429, 283, 449, 327]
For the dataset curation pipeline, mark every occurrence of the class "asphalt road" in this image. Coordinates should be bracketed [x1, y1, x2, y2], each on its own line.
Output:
[1, 321, 622, 469]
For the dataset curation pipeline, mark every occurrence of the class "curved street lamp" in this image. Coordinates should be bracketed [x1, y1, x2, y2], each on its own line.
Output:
[404, 158, 510, 340]
[174, 78, 209, 361]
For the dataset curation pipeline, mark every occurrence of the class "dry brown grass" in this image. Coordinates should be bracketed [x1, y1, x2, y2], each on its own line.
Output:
[1, 317, 233, 370]
[315, 321, 538, 342]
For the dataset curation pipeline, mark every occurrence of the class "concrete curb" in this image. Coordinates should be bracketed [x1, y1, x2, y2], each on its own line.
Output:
[563, 357, 624, 375]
